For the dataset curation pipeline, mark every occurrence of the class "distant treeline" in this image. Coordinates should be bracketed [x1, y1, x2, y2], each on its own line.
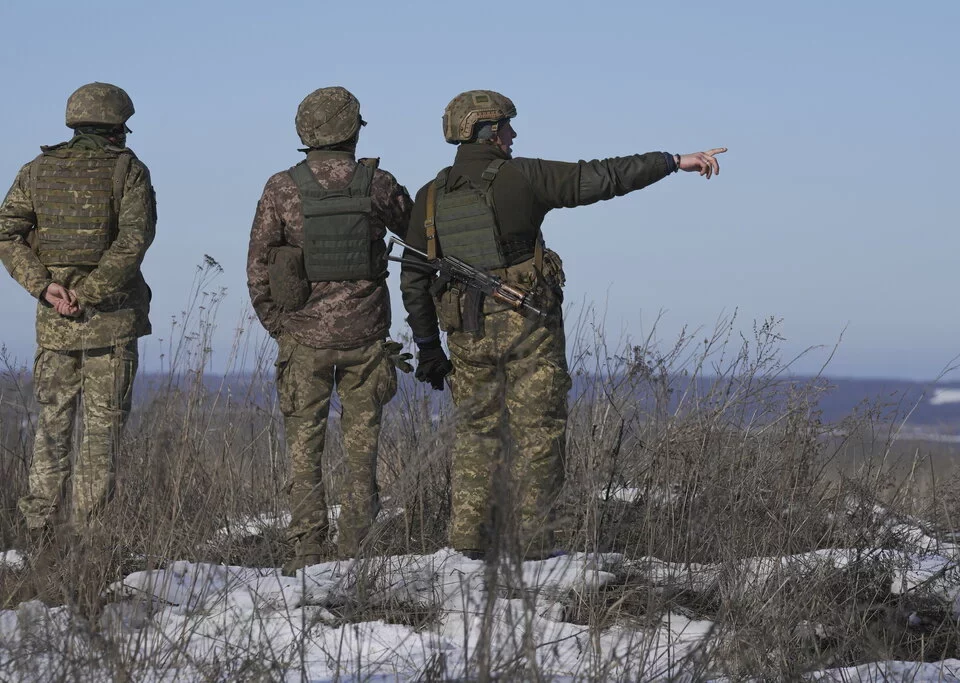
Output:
[120, 373, 960, 433]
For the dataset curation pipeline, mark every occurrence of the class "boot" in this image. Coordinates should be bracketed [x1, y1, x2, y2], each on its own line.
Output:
[24, 524, 68, 604]
[282, 535, 326, 577]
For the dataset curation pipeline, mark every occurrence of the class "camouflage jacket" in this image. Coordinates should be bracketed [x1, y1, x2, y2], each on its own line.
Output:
[0, 134, 156, 351]
[246, 150, 411, 349]
[400, 143, 673, 344]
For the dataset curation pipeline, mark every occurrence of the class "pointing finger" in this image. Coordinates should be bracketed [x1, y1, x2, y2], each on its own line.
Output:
[705, 147, 728, 157]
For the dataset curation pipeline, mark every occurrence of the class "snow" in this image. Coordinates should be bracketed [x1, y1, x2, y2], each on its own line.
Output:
[930, 388, 960, 406]
[0, 550, 676, 681]
[3, 505, 960, 680]
[211, 512, 292, 540]
[598, 484, 681, 504]
[809, 660, 960, 681]
[0, 550, 25, 571]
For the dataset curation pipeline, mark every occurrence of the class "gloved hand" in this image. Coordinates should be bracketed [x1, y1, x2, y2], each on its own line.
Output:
[384, 340, 414, 373]
[415, 342, 453, 391]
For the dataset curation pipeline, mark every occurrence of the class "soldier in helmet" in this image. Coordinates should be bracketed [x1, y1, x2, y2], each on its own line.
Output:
[247, 86, 412, 573]
[400, 89, 726, 561]
[0, 83, 156, 546]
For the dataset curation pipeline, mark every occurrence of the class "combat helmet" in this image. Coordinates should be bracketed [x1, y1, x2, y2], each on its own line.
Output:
[295, 86, 364, 148]
[442, 90, 516, 145]
[65, 82, 135, 130]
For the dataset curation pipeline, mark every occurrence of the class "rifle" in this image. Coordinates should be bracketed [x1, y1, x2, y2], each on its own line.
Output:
[387, 236, 544, 322]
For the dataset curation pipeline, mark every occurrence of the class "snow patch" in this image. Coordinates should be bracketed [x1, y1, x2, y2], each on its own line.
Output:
[5, 498, 960, 681]
[930, 388, 960, 405]
[0, 550, 25, 571]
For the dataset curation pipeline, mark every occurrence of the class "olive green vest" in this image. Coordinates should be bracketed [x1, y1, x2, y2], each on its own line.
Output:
[30, 146, 132, 266]
[288, 158, 384, 282]
[432, 159, 508, 270]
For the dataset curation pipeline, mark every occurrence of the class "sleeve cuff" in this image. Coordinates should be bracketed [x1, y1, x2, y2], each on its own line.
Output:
[73, 286, 95, 307]
[415, 335, 441, 350]
[662, 152, 678, 174]
[32, 279, 53, 301]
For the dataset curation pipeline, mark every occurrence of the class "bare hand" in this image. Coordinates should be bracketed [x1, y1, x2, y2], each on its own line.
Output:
[43, 283, 81, 317]
[55, 300, 81, 318]
[678, 147, 727, 179]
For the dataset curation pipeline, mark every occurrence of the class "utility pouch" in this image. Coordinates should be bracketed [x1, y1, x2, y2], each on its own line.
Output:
[436, 286, 463, 333]
[540, 248, 566, 305]
[267, 245, 311, 312]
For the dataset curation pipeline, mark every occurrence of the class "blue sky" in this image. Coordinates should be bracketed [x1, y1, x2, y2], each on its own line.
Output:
[0, 0, 957, 379]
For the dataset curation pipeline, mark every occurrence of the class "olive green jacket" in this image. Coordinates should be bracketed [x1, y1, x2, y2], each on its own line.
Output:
[0, 134, 156, 351]
[400, 143, 671, 343]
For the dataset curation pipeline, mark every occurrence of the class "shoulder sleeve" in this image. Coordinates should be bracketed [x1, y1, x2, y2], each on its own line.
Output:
[371, 167, 412, 239]
[399, 182, 441, 344]
[0, 160, 52, 299]
[246, 175, 288, 336]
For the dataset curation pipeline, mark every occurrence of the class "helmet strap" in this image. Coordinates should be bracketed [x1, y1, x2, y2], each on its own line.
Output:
[301, 134, 359, 155]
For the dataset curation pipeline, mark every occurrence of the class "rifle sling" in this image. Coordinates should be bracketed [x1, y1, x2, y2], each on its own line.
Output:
[534, 235, 544, 273]
[424, 181, 438, 260]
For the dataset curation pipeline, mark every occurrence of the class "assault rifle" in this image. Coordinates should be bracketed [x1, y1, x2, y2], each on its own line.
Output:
[386, 236, 544, 322]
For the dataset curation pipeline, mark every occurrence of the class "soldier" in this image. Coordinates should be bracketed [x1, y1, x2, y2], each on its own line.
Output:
[0, 82, 156, 545]
[400, 90, 726, 561]
[247, 86, 412, 574]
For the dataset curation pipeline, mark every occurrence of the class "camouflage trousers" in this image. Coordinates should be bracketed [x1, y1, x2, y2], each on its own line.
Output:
[275, 336, 397, 559]
[446, 304, 571, 557]
[19, 342, 138, 530]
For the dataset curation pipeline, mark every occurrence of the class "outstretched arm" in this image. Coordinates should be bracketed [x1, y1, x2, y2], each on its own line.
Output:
[512, 152, 672, 210]
[513, 147, 728, 211]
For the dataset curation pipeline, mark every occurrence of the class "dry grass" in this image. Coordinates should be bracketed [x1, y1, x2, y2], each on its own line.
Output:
[1, 263, 959, 681]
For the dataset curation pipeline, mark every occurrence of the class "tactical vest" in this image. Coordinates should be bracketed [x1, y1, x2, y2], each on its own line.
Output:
[30, 146, 132, 266]
[429, 159, 508, 270]
[288, 158, 384, 282]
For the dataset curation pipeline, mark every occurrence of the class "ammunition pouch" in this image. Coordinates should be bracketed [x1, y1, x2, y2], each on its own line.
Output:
[267, 245, 311, 312]
[432, 250, 566, 337]
[499, 252, 564, 313]
[431, 275, 464, 334]
[433, 284, 485, 336]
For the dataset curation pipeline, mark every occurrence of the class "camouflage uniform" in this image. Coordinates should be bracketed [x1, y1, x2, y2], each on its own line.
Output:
[401, 90, 679, 557]
[0, 83, 155, 532]
[247, 87, 411, 566]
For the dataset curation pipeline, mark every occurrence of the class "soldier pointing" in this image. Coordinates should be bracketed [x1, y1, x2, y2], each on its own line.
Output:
[400, 89, 725, 560]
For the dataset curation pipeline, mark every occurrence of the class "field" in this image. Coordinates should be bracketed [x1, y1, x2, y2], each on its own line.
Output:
[2, 270, 960, 681]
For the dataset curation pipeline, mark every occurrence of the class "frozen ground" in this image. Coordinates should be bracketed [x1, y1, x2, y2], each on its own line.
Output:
[3, 510, 960, 681]
[0, 551, 24, 571]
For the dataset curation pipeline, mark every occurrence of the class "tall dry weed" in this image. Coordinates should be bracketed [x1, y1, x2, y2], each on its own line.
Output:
[0, 270, 957, 680]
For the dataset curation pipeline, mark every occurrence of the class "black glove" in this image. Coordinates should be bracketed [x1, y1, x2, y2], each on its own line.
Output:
[415, 342, 453, 391]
